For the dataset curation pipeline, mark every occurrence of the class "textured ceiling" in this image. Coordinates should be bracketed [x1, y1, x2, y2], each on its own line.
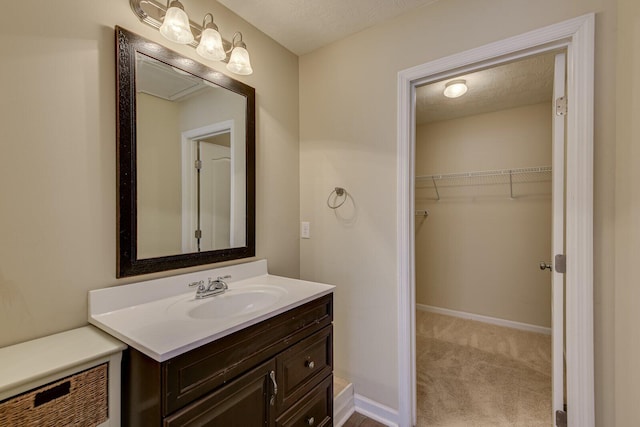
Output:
[416, 52, 557, 124]
[217, 0, 440, 55]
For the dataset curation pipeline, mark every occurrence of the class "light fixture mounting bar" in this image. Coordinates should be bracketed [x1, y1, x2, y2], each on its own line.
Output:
[130, 0, 232, 60]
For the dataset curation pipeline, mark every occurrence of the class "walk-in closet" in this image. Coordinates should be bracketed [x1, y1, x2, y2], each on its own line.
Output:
[414, 52, 559, 426]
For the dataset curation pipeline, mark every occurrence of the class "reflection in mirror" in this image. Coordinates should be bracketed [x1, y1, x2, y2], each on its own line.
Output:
[135, 53, 247, 258]
[116, 27, 255, 277]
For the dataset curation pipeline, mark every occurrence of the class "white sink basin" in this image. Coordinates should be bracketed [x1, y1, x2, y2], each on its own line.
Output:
[168, 285, 288, 320]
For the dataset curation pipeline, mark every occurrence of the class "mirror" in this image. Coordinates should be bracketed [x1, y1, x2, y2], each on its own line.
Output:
[116, 26, 255, 277]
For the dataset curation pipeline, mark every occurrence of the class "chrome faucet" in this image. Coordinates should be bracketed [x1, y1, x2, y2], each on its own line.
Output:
[195, 275, 231, 299]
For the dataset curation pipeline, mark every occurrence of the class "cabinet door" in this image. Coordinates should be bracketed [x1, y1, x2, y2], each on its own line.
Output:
[164, 359, 276, 427]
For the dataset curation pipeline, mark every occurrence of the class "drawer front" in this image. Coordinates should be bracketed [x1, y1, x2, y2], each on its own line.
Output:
[276, 325, 333, 411]
[164, 294, 333, 415]
[276, 375, 332, 427]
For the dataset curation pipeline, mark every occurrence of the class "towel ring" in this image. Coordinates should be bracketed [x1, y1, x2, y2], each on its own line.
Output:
[327, 187, 348, 209]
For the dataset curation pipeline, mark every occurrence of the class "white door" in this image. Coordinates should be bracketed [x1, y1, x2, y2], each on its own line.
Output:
[199, 140, 231, 251]
[551, 52, 567, 423]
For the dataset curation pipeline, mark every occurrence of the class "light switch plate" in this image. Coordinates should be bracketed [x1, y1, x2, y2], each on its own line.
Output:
[301, 221, 310, 239]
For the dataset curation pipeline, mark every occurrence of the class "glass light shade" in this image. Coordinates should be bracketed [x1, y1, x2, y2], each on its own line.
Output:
[159, 6, 194, 44]
[226, 46, 253, 75]
[196, 28, 226, 61]
[443, 80, 468, 98]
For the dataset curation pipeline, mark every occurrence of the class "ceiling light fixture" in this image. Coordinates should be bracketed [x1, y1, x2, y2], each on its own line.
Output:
[443, 80, 468, 98]
[131, 0, 253, 75]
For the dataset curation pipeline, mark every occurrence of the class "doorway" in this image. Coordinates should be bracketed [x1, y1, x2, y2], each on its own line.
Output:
[396, 14, 594, 427]
[181, 120, 243, 254]
[413, 51, 559, 425]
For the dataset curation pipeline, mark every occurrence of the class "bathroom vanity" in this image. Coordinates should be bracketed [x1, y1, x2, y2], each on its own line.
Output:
[89, 260, 334, 426]
[125, 294, 332, 426]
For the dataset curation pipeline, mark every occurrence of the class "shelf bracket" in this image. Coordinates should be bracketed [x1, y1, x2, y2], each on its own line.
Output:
[509, 170, 514, 199]
[432, 177, 440, 201]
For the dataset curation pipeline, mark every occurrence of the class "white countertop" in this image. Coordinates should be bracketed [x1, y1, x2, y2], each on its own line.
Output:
[88, 260, 334, 362]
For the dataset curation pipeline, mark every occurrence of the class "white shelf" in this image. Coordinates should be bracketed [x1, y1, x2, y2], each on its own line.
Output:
[416, 166, 551, 200]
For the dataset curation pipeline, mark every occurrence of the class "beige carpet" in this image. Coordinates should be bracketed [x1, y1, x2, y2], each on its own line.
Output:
[416, 310, 552, 427]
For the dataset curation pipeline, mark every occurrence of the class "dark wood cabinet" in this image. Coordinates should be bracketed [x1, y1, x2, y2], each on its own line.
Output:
[276, 326, 333, 411]
[122, 294, 333, 426]
[276, 376, 333, 427]
[164, 359, 276, 427]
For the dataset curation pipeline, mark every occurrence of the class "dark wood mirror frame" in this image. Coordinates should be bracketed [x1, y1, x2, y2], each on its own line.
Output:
[116, 26, 255, 277]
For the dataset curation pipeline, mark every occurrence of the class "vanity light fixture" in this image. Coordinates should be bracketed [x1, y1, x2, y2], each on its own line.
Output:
[443, 79, 468, 98]
[131, 0, 253, 75]
[159, 0, 194, 44]
[226, 32, 253, 76]
[196, 13, 226, 61]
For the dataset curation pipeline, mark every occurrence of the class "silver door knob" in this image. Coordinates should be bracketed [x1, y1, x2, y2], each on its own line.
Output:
[539, 262, 552, 271]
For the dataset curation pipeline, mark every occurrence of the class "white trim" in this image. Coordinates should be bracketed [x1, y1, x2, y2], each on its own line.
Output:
[564, 14, 595, 427]
[397, 14, 595, 427]
[551, 52, 567, 419]
[416, 304, 551, 335]
[396, 44, 417, 427]
[334, 383, 355, 427]
[354, 394, 400, 427]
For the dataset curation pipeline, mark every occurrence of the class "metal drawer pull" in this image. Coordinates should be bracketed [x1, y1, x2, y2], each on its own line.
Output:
[306, 416, 315, 426]
[269, 370, 278, 406]
[305, 360, 315, 369]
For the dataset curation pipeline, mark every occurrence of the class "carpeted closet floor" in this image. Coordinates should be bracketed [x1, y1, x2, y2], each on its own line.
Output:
[416, 310, 552, 427]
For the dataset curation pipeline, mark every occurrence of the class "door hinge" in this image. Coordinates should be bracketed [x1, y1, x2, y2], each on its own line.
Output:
[194, 160, 202, 170]
[194, 229, 202, 239]
[556, 96, 567, 116]
[556, 409, 567, 427]
[555, 254, 566, 273]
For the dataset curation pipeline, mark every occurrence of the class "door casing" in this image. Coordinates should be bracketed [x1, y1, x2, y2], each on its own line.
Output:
[396, 14, 594, 427]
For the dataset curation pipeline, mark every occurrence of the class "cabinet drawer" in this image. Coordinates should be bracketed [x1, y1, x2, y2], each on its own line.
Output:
[276, 325, 332, 410]
[276, 375, 332, 427]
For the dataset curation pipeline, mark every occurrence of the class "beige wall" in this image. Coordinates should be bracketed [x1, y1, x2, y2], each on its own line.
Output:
[300, 0, 616, 422]
[615, 0, 640, 425]
[0, 0, 300, 347]
[415, 103, 552, 328]
[137, 92, 182, 258]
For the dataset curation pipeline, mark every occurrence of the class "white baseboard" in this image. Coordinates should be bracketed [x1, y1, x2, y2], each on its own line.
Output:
[416, 303, 551, 335]
[354, 393, 399, 427]
[334, 383, 355, 427]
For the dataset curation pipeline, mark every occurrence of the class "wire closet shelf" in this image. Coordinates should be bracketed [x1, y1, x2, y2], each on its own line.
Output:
[415, 166, 551, 200]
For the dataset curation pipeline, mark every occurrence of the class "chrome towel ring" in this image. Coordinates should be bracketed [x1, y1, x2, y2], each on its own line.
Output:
[327, 187, 348, 209]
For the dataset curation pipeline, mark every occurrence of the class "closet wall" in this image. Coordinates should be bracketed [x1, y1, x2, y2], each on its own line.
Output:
[415, 102, 552, 328]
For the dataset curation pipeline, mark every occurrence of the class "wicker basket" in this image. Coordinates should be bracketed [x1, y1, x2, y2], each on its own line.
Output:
[0, 363, 108, 426]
